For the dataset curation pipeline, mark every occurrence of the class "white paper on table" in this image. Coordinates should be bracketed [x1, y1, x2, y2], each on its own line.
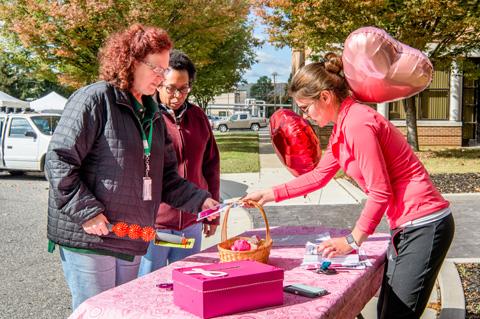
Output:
[300, 232, 373, 269]
[301, 253, 360, 266]
[358, 248, 373, 267]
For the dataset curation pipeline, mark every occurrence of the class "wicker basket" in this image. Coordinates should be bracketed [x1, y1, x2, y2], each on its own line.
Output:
[217, 200, 272, 264]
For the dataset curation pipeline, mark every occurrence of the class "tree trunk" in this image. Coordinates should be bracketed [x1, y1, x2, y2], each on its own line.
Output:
[199, 100, 207, 111]
[193, 95, 208, 111]
[404, 96, 419, 151]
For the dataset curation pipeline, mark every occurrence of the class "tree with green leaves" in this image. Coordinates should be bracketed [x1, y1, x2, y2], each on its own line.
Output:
[190, 20, 259, 109]
[250, 75, 274, 103]
[0, 0, 258, 107]
[254, 0, 480, 150]
[0, 46, 72, 100]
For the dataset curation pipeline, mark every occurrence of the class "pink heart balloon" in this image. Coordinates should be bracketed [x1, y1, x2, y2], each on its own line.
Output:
[270, 109, 321, 177]
[342, 26, 433, 103]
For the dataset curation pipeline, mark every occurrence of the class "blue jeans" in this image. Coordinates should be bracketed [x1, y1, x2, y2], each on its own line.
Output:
[138, 223, 203, 277]
[59, 247, 141, 310]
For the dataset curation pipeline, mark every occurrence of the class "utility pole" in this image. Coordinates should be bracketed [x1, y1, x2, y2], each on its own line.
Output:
[272, 72, 278, 110]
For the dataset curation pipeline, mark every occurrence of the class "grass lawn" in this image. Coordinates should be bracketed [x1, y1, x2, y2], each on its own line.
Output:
[215, 128, 480, 175]
[334, 147, 480, 179]
[416, 148, 480, 174]
[215, 131, 259, 173]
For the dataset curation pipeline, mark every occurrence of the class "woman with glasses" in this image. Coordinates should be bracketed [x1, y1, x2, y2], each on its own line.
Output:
[45, 25, 218, 311]
[244, 53, 454, 319]
[138, 50, 220, 276]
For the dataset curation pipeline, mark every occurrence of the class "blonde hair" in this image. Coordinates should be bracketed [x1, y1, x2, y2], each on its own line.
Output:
[289, 52, 350, 101]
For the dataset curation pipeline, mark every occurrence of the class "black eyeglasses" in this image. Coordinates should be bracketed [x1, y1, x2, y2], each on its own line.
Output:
[162, 85, 191, 96]
[142, 61, 171, 77]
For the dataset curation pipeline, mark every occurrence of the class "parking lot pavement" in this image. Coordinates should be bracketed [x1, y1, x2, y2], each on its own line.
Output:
[0, 173, 71, 319]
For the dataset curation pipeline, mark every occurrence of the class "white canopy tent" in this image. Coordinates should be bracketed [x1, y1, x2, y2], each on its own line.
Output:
[0, 91, 30, 112]
[29, 91, 67, 113]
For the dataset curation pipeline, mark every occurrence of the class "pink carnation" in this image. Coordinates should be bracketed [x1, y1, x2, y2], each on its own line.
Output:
[230, 239, 251, 251]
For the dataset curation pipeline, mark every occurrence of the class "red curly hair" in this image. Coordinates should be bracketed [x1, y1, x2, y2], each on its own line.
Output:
[99, 23, 173, 91]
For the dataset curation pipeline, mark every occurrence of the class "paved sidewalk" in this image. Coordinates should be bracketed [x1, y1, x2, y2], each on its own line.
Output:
[207, 129, 480, 258]
[218, 129, 366, 207]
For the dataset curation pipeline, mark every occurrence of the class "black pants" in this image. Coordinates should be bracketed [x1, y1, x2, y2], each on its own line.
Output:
[377, 213, 455, 319]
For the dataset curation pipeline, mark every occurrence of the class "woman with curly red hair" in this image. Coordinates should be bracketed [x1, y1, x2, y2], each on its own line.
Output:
[46, 23, 218, 310]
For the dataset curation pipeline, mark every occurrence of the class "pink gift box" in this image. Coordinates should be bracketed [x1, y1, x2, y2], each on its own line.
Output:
[173, 260, 284, 318]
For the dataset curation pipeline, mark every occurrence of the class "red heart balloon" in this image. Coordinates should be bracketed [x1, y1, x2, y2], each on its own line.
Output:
[342, 26, 433, 103]
[270, 109, 321, 177]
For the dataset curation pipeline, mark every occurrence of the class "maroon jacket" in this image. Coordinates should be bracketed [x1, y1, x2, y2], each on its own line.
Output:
[155, 101, 220, 230]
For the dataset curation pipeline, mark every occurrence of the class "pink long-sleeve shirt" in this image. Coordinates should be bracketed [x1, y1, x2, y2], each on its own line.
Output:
[273, 97, 449, 234]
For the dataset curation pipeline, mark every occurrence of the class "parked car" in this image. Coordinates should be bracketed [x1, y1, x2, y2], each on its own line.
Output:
[0, 112, 60, 177]
[213, 113, 268, 132]
[207, 115, 220, 129]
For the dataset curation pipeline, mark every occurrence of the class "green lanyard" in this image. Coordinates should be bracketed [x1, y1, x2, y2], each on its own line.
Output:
[132, 94, 156, 200]
[132, 94, 156, 179]
[140, 119, 153, 178]
[140, 119, 153, 157]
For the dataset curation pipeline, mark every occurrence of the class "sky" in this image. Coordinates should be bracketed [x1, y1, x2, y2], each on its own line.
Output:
[243, 22, 292, 85]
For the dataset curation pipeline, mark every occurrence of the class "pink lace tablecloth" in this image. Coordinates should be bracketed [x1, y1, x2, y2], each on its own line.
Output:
[70, 226, 389, 319]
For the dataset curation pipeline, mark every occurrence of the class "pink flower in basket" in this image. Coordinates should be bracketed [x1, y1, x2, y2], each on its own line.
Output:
[231, 239, 251, 251]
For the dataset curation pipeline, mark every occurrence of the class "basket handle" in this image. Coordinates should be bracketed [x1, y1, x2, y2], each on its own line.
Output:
[221, 200, 271, 243]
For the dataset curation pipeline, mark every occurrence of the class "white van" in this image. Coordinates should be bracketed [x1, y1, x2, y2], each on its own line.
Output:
[0, 113, 60, 176]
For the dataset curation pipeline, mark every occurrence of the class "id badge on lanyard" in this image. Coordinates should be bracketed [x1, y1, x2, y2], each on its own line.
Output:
[142, 120, 153, 201]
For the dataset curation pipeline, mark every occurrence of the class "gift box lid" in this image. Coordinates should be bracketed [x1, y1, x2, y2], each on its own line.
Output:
[172, 260, 284, 292]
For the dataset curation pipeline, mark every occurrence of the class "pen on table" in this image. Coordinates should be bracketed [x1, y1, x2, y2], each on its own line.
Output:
[328, 264, 363, 269]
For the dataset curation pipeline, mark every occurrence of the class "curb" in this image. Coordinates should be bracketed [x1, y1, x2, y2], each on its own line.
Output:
[338, 181, 480, 199]
[443, 192, 480, 197]
[438, 258, 467, 319]
[336, 178, 367, 204]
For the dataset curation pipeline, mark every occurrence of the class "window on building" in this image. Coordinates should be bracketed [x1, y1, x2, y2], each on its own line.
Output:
[219, 111, 227, 117]
[389, 69, 450, 120]
[462, 66, 479, 144]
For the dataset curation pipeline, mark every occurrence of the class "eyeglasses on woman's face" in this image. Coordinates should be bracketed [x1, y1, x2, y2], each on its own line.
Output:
[162, 85, 191, 96]
[142, 60, 171, 77]
[297, 102, 314, 115]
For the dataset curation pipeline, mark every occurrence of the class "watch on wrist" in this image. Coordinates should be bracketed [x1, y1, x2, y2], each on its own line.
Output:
[346, 233, 360, 250]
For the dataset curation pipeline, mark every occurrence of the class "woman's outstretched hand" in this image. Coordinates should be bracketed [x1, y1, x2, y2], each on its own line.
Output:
[317, 237, 353, 258]
[317, 229, 367, 258]
[242, 188, 275, 207]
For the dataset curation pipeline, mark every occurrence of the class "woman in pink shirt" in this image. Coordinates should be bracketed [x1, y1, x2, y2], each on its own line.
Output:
[244, 53, 454, 319]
